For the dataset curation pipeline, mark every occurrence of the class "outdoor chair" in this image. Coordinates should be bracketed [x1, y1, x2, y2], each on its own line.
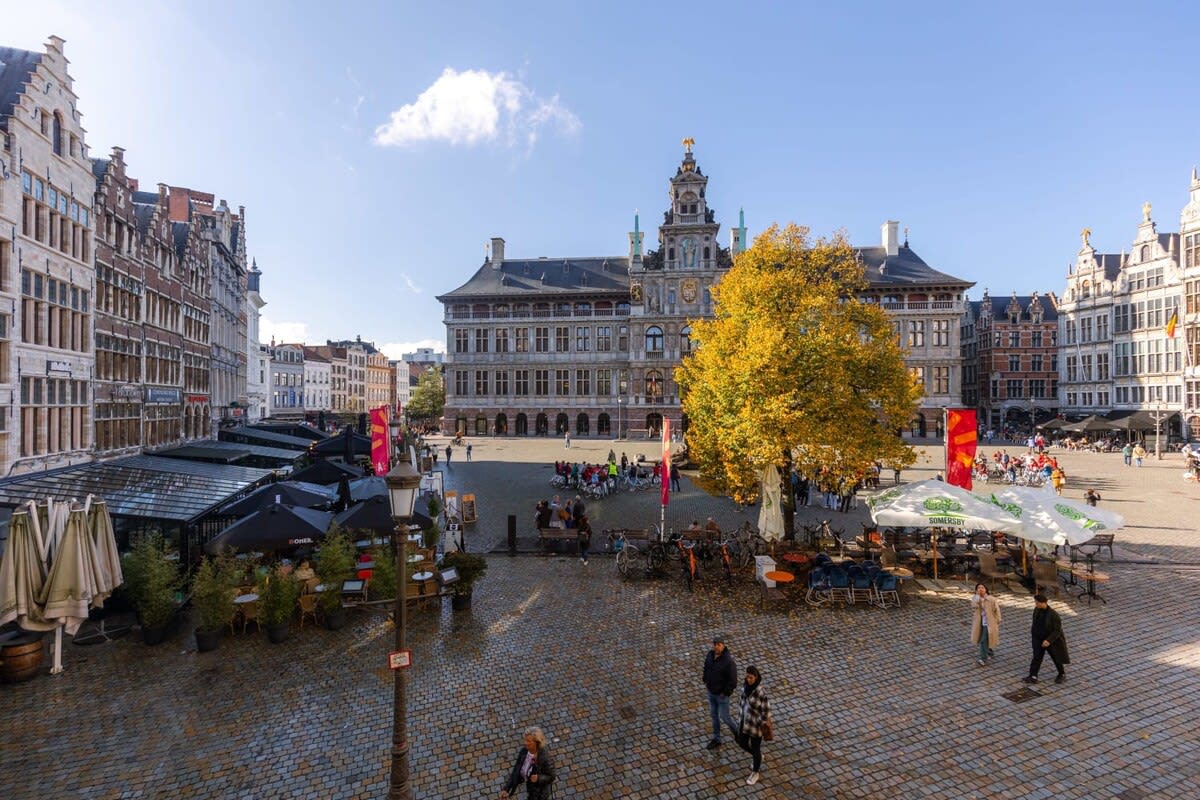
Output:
[976, 552, 1017, 592]
[872, 573, 900, 608]
[1032, 559, 1061, 599]
[827, 567, 853, 604]
[239, 600, 260, 634]
[847, 566, 874, 605]
[879, 548, 898, 569]
[298, 593, 319, 629]
[805, 568, 830, 606]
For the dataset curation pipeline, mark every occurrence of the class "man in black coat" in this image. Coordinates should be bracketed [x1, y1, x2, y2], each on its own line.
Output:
[702, 634, 738, 750]
[1024, 594, 1071, 684]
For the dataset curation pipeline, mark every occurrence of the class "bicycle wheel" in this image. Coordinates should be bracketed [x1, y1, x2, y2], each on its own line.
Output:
[616, 544, 636, 577]
[647, 543, 667, 572]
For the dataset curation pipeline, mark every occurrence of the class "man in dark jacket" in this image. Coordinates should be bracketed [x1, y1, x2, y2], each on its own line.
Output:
[702, 634, 738, 749]
[1024, 594, 1070, 684]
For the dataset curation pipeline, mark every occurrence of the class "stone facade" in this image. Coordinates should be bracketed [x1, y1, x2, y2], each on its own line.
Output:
[961, 290, 1059, 433]
[268, 342, 304, 419]
[366, 348, 390, 411]
[1182, 171, 1200, 435]
[438, 146, 972, 439]
[302, 346, 331, 413]
[245, 262, 268, 423]
[1, 37, 96, 474]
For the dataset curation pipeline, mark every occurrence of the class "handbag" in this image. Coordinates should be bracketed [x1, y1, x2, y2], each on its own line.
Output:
[761, 718, 774, 742]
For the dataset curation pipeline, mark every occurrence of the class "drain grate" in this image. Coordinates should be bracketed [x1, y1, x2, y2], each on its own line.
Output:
[618, 705, 637, 721]
[1001, 687, 1042, 703]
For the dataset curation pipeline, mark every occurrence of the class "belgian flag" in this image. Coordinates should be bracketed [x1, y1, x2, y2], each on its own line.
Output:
[1166, 307, 1179, 339]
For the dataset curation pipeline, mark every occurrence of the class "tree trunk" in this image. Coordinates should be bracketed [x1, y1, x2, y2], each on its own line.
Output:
[781, 447, 796, 541]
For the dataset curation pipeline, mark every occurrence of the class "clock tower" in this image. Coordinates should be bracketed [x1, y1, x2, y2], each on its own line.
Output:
[627, 139, 739, 437]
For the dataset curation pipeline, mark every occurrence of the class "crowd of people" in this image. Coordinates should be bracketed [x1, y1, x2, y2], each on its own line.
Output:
[551, 451, 681, 495]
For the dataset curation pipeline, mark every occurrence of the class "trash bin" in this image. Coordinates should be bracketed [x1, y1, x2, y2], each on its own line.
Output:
[755, 555, 777, 588]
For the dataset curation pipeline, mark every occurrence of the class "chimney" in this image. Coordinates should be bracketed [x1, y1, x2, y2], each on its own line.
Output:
[882, 221, 899, 257]
[490, 237, 505, 268]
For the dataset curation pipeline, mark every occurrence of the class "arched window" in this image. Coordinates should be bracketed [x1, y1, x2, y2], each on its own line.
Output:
[645, 369, 664, 398]
[555, 301, 572, 316]
[452, 304, 469, 320]
[1080, 282, 1091, 298]
[52, 112, 64, 156]
[645, 326, 664, 353]
[703, 246, 710, 261]
[680, 325, 692, 353]
[494, 304, 510, 318]
[512, 303, 530, 317]
[574, 301, 592, 315]
[615, 301, 630, 316]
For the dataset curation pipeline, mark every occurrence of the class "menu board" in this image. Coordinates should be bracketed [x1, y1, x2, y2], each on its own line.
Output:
[461, 493, 477, 524]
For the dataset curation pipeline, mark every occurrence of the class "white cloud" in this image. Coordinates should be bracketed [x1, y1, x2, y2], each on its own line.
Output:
[400, 273, 422, 294]
[373, 67, 580, 149]
[381, 339, 445, 361]
[260, 318, 309, 344]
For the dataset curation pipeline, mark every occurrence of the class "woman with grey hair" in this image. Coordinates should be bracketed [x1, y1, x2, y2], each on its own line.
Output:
[500, 726, 556, 799]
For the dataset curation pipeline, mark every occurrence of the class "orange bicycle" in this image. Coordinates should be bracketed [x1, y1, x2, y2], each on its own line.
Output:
[677, 537, 700, 591]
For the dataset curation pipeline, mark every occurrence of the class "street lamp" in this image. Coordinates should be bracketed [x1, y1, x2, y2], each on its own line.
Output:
[385, 455, 422, 800]
[389, 417, 403, 464]
[1151, 400, 1168, 461]
[616, 396, 624, 441]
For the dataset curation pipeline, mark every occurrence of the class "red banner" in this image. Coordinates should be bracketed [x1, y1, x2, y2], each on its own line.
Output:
[370, 406, 390, 476]
[661, 418, 671, 506]
[945, 409, 978, 490]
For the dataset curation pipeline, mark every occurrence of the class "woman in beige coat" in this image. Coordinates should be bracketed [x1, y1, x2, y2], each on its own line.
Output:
[970, 582, 1001, 666]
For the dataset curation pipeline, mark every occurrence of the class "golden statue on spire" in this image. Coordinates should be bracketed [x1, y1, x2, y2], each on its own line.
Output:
[1142, 201, 1152, 222]
[682, 137, 695, 153]
[1081, 227, 1092, 247]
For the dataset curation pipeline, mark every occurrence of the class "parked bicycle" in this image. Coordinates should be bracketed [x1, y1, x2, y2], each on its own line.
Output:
[676, 536, 700, 591]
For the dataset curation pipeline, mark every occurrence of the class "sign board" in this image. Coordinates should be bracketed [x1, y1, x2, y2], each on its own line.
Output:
[145, 387, 182, 404]
[444, 491, 459, 521]
[388, 650, 412, 670]
[460, 493, 477, 524]
[48, 360, 72, 374]
[443, 522, 463, 553]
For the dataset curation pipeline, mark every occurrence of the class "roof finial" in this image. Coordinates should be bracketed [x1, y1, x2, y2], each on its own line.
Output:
[1081, 227, 1092, 247]
[682, 136, 695, 154]
[903, 225, 909, 247]
[1142, 201, 1152, 223]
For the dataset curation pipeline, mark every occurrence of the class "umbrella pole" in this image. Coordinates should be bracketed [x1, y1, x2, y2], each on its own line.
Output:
[51, 625, 64, 675]
[932, 531, 938, 580]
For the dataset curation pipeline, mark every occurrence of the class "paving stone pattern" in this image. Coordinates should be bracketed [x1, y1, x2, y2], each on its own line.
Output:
[1, 436, 1197, 799]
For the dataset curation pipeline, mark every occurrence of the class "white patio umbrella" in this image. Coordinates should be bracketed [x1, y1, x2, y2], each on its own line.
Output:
[86, 497, 123, 601]
[982, 486, 1124, 552]
[757, 464, 785, 543]
[40, 506, 99, 637]
[0, 505, 52, 631]
[867, 479, 1023, 578]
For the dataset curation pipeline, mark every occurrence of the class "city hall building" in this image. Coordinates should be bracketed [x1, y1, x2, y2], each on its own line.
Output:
[438, 144, 972, 439]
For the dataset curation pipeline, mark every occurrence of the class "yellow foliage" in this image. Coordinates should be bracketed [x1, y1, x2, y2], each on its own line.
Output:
[676, 224, 919, 501]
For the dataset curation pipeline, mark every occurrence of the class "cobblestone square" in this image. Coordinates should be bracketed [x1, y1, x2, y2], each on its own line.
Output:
[1, 437, 1197, 799]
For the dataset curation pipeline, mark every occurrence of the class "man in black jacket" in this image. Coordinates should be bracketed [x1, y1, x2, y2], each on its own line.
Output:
[1024, 594, 1071, 685]
[702, 634, 738, 749]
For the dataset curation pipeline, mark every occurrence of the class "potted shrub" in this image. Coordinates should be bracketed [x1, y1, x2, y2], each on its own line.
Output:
[315, 527, 355, 630]
[436, 550, 488, 611]
[257, 566, 300, 643]
[123, 533, 182, 645]
[367, 544, 397, 602]
[191, 554, 236, 652]
[423, 496, 443, 550]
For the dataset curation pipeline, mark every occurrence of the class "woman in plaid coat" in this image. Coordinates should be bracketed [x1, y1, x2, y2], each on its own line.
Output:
[736, 665, 771, 785]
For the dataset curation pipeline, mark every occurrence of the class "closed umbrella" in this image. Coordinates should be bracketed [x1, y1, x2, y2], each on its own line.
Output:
[757, 464, 785, 543]
[87, 498, 123, 601]
[0, 506, 51, 631]
[39, 507, 98, 637]
[218, 481, 336, 517]
[205, 501, 333, 555]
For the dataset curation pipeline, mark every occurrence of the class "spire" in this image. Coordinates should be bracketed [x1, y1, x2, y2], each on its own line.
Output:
[731, 207, 748, 257]
[739, 207, 745, 229]
[629, 208, 644, 261]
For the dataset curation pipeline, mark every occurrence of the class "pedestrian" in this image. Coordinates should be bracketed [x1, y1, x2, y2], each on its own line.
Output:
[572, 495, 586, 528]
[1132, 443, 1146, 467]
[1084, 488, 1101, 506]
[1023, 594, 1070, 685]
[466, 443, 473, 462]
[564, 432, 571, 449]
[1121, 443, 1133, 466]
[608, 448, 616, 464]
[893, 465, 901, 485]
[670, 463, 681, 492]
[702, 634, 738, 750]
[577, 515, 592, 565]
[445, 445, 452, 465]
[735, 665, 772, 786]
[1050, 465, 1066, 495]
[499, 726, 556, 799]
[620, 452, 628, 471]
[969, 582, 1001, 666]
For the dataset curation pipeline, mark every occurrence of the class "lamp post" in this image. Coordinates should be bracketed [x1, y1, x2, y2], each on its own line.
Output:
[616, 396, 624, 441]
[385, 455, 422, 800]
[1151, 400, 1168, 461]
[389, 417, 403, 464]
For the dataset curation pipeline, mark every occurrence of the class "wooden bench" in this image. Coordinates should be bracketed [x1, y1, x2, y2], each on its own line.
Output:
[1078, 533, 1115, 560]
[538, 528, 578, 554]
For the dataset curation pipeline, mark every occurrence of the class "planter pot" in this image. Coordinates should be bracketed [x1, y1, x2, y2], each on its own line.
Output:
[450, 593, 473, 611]
[323, 609, 348, 630]
[265, 622, 291, 644]
[141, 622, 170, 646]
[194, 628, 222, 653]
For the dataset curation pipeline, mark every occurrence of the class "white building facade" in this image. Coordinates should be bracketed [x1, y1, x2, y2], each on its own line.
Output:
[303, 349, 331, 413]
[245, 261, 268, 423]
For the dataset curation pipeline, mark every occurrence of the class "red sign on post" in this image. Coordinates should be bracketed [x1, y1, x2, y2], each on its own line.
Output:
[388, 650, 412, 670]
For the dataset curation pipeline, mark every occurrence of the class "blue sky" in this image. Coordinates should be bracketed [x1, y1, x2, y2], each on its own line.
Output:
[10, 1, 1200, 357]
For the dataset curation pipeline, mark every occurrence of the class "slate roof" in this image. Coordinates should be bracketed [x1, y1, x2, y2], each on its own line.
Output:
[969, 294, 1059, 323]
[172, 221, 189, 255]
[0, 46, 41, 122]
[854, 245, 973, 289]
[438, 257, 631, 300]
[132, 190, 158, 205]
[1092, 253, 1124, 282]
[91, 157, 110, 182]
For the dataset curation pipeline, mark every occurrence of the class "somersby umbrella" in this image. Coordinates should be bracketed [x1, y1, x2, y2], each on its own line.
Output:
[757, 464, 785, 543]
[218, 481, 336, 517]
[983, 486, 1124, 550]
[205, 502, 333, 555]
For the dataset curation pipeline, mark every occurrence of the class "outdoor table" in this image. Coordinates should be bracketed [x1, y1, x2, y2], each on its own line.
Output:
[407, 554, 424, 564]
[1070, 566, 1109, 605]
[234, 593, 258, 604]
[764, 570, 795, 584]
[883, 566, 913, 579]
[1055, 560, 1079, 588]
[412, 571, 434, 582]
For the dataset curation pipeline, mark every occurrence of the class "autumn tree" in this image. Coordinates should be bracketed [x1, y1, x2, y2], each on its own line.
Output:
[405, 367, 445, 421]
[676, 224, 920, 535]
